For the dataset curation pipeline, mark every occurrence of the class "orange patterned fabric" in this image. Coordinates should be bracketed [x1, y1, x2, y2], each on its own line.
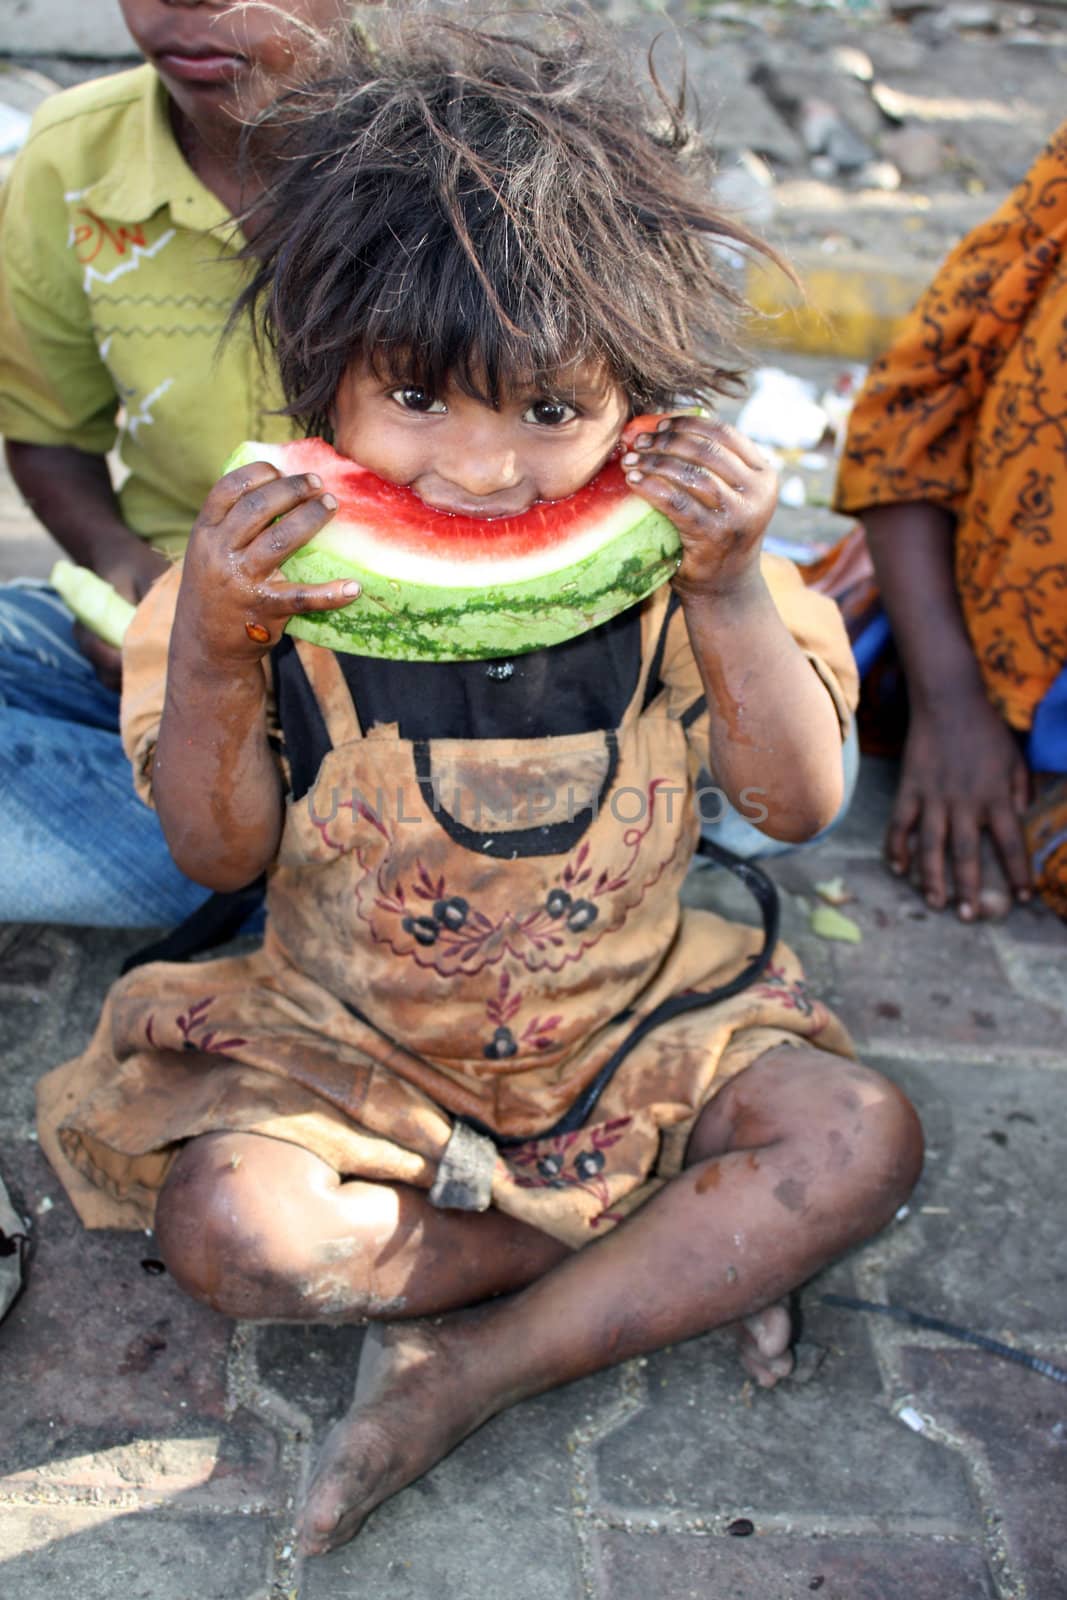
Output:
[835, 123, 1067, 734]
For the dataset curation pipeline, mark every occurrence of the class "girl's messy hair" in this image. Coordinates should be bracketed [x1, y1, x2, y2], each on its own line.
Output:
[238, 5, 785, 436]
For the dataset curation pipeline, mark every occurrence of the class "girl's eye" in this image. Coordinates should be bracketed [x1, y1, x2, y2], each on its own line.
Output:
[524, 400, 577, 427]
[391, 387, 447, 414]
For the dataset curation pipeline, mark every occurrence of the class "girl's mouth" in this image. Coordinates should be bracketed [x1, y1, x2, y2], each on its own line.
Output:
[155, 49, 247, 86]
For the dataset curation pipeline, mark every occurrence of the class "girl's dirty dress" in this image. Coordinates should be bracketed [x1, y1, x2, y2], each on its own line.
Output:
[38, 558, 857, 1248]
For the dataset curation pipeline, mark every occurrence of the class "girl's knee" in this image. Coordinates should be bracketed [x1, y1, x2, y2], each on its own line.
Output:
[806, 1056, 924, 1221]
[155, 1131, 338, 1316]
[699, 1045, 923, 1216]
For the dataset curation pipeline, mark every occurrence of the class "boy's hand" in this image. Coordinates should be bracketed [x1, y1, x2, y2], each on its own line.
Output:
[621, 417, 777, 599]
[175, 462, 360, 665]
[76, 543, 170, 692]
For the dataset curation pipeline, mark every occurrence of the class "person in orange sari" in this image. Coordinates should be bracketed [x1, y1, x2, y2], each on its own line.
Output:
[835, 121, 1067, 920]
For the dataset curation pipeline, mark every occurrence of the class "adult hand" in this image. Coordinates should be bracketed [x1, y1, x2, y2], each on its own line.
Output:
[888, 694, 1032, 919]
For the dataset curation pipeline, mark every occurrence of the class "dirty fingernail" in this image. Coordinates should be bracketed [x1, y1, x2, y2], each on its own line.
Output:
[621, 451, 639, 465]
[626, 470, 643, 483]
[321, 493, 338, 511]
[342, 580, 361, 597]
[958, 902, 974, 921]
[306, 473, 323, 489]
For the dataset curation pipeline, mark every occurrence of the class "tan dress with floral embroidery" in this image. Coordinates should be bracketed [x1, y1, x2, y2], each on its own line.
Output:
[38, 559, 858, 1248]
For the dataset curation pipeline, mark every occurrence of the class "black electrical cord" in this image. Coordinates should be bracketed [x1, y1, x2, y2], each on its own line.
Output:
[821, 1293, 1067, 1386]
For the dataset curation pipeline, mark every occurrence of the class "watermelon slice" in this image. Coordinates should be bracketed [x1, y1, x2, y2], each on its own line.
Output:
[50, 559, 137, 649]
[223, 432, 682, 661]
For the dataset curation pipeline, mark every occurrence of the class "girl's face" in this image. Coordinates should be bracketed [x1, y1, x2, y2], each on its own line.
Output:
[332, 360, 631, 518]
[118, 0, 352, 122]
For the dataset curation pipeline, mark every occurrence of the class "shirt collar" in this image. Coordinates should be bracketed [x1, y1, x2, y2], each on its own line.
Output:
[80, 65, 234, 238]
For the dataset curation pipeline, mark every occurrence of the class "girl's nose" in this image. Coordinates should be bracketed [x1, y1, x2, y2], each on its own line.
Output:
[443, 447, 521, 499]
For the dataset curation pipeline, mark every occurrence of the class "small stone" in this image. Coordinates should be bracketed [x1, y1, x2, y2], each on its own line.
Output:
[880, 126, 946, 182]
[799, 99, 874, 172]
[859, 160, 902, 192]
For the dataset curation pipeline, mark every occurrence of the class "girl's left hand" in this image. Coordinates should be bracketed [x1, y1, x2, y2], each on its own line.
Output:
[621, 416, 777, 598]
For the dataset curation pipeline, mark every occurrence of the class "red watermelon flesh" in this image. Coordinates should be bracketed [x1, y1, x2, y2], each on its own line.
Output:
[224, 424, 682, 661]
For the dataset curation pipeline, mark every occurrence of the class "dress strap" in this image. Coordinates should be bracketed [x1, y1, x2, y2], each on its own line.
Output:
[293, 639, 364, 746]
[623, 584, 677, 727]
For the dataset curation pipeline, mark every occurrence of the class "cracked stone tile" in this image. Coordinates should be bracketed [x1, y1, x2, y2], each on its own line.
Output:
[0, 1505, 273, 1600]
[0, 1142, 281, 1512]
[255, 1327, 600, 1599]
[591, 1263, 975, 1525]
[871, 1057, 1067, 1335]
[767, 854, 1064, 1056]
[592, 1528, 996, 1599]
[899, 1348, 1067, 1599]
[0, 928, 154, 1131]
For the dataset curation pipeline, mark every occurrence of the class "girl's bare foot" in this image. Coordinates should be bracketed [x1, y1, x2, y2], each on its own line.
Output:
[299, 1319, 492, 1557]
[298, 1295, 796, 1557]
[734, 1301, 794, 1387]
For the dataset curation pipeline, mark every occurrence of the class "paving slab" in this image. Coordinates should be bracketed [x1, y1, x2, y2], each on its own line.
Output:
[900, 1349, 1067, 1600]
[591, 1270, 975, 1527]
[0, 927, 160, 1134]
[852, 1055, 1067, 1338]
[281, 1327, 593, 1600]
[0, 1504, 272, 1600]
[592, 1527, 997, 1600]
[769, 851, 1067, 1059]
[0, 1140, 281, 1513]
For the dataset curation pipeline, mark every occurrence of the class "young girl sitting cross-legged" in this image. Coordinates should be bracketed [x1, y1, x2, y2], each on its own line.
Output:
[38, 11, 923, 1559]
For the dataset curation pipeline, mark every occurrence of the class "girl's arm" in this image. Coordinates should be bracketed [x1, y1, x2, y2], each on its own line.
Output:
[862, 502, 1030, 916]
[623, 417, 842, 842]
[152, 463, 359, 890]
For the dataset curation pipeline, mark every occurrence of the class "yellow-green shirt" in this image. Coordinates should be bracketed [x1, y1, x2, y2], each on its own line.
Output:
[0, 64, 297, 556]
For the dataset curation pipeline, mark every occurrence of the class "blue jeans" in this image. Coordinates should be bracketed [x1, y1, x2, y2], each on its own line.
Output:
[0, 581, 211, 927]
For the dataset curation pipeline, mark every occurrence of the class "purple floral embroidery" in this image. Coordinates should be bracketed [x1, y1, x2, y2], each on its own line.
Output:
[509, 1117, 631, 1228]
[145, 996, 248, 1054]
[365, 778, 680, 976]
[750, 961, 829, 1033]
[482, 972, 563, 1059]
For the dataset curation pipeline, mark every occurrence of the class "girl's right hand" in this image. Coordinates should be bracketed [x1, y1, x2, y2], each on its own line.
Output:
[175, 462, 360, 664]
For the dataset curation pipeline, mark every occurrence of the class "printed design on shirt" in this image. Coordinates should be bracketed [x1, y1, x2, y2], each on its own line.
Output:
[481, 971, 563, 1060]
[124, 377, 175, 439]
[67, 206, 176, 291]
[144, 996, 248, 1055]
[508, 1116, 631, 1228]
[308, 779, 684, 976]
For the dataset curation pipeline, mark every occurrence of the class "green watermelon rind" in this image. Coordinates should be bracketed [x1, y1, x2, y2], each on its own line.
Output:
[224, 441, 682, 661]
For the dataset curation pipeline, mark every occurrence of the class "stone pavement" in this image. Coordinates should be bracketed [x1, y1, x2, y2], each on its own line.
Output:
[2, 759, 1066, 1599]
